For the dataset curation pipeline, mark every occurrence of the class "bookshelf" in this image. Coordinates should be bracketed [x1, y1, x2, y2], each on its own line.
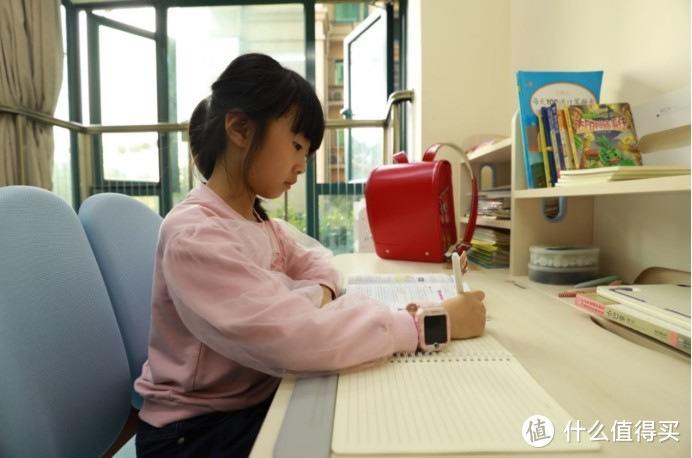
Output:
[460, 138, 512, 268]
[508, 88, 691, 285]
[461, 138, 512, 231]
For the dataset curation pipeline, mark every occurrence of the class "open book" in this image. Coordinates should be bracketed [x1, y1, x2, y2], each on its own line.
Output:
[333, 274, 599, 455]
[346, 273, 461, 311]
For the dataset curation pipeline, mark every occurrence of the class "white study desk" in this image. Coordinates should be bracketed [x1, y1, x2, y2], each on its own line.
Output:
[250, 253, 690, 458]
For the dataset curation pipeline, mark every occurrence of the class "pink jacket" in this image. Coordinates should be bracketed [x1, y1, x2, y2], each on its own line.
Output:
[135, 185, 417, 427]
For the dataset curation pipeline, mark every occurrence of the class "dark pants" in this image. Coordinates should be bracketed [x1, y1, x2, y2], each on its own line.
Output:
[135, 394, 274, 458]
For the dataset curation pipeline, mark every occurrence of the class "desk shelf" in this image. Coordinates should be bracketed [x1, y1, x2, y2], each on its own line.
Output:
[508, 89, 691, 282]
[466, 137, 512, 163]
[462, 215, 511, 230]
[513, 174, 690, 199]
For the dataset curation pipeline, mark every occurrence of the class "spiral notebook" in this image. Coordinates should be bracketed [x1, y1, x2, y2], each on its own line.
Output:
[333, 276, 599, 455]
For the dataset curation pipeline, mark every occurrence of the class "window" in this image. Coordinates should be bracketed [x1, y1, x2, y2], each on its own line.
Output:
[334, 59, 344, 85]
[58, 1, 403, 255]
[335, 3, 368, 23]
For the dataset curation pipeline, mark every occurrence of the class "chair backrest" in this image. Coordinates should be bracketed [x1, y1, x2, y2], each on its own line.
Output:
[79, 192, 163, 410]
[0, 186, 131, 457]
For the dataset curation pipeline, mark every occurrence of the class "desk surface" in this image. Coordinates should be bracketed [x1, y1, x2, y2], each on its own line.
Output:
[250, 253, 690, 458]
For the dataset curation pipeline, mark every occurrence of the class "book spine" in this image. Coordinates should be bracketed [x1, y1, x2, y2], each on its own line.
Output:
[604, 304, 692, 355]
[573, 293, 607, 315]
[537, 108, 555, 187]
[542, 106, 561, 182]
[548, 104, 567, 173]
[556, 108, 576, 170]
[562, 107, 580, 168]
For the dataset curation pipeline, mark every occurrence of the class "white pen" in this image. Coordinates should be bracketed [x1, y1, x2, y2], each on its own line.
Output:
[451, 252, 465, 294]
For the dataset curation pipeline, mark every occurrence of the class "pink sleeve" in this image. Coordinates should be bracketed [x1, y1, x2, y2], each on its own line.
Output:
[161, 224, 418, 377]
[271, 220, 343, 296]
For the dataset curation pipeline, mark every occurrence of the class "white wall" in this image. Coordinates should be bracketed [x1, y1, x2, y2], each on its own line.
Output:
[509, 0, 691, 106]
[408, 0, 690, 154]
[407, 0, 512, 157]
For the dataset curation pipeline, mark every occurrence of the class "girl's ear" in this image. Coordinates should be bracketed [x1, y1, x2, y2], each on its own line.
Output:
[225, 112, 251, 147]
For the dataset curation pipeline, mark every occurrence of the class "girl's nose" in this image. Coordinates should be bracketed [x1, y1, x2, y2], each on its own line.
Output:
[295, 160, 307, 175]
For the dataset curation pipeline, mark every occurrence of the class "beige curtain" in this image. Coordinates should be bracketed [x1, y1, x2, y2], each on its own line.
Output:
[0, 0, 63, 189]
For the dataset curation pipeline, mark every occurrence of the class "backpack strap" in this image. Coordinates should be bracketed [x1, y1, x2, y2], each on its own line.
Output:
[422, 143, 478, 256]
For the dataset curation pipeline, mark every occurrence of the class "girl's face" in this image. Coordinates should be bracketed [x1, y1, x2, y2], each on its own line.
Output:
[247, 114, 310, 200]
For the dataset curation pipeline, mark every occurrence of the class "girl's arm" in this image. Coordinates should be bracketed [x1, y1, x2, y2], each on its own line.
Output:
[161, 224, 417, 377]
[271, 219, 343, 297]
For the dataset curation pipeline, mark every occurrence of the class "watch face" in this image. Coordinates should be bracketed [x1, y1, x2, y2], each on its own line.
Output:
[423, 314, 448, 345]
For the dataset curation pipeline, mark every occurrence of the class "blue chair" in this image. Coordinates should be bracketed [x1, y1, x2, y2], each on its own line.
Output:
[0, 186, 132, 457]
[79, 192, 163, 410]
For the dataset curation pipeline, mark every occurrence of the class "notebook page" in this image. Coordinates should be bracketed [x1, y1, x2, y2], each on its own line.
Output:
[332, 334, 599, 455]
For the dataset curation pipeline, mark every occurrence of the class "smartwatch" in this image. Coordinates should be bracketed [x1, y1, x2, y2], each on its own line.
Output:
[406, 303, 451, 352]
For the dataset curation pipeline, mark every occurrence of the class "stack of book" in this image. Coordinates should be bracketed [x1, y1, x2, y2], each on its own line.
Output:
[556, 165, 691, 186]
[467, 227, 510, 269]
[573, 284, 691, 355]
[475, 186, 510, 221]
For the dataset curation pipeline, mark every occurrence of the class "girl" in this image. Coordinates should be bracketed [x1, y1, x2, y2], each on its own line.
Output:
[134, 53, 486, 457]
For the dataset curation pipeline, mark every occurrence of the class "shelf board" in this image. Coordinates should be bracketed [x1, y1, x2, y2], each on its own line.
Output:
[513, 174, 690, 199]
[466, 137, 512, 163]
[461, 216, 511, 230]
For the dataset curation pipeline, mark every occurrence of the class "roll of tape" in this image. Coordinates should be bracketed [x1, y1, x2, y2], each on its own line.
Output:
[529, 245, 599, 268]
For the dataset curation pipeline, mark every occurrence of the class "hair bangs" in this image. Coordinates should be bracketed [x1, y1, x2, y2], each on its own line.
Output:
[281, 73, 325, 156]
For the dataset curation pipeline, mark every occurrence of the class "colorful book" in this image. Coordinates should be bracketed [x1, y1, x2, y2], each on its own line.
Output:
[516, 71, 603, 188]
[565, 103, 642, 169]
[596, 284, 691, 330]
[574, 292, 691, 355]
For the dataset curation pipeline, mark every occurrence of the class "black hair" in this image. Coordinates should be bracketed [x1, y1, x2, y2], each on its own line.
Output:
[191, 53, 325, 221]
[188, 96, 210, 172]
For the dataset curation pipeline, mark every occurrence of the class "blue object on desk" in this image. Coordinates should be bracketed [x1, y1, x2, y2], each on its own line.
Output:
[574, 275, 619, 289]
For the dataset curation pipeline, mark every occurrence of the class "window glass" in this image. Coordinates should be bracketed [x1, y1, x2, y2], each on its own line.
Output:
[168, 4, 306, 215]
[97, 24, 159, 185]
[318, 194, 360, 254]
[344, 11, 387, 181]
[334, 59, 344, 85]
[53, 6, 72, 205]
[92, 7, 155, 32]
[335, 3, 367, 23]
[99, 27, 157, 125]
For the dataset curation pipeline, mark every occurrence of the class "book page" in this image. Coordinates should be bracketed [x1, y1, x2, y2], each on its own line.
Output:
[332, 334, 599, 455]
[346, 273, 462, 311]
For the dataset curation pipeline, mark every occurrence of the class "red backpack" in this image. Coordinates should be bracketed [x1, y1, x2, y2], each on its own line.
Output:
[365, 143, 478, 262]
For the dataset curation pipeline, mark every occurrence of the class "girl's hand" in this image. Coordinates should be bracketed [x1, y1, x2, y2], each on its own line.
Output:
[442, 290, 486, 339]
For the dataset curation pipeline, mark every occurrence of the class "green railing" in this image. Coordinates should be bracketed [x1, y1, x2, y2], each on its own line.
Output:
[0, 89, 412, 252]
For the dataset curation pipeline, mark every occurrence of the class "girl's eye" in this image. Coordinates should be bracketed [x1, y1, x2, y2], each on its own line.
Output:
[293, 142, 303, 151]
